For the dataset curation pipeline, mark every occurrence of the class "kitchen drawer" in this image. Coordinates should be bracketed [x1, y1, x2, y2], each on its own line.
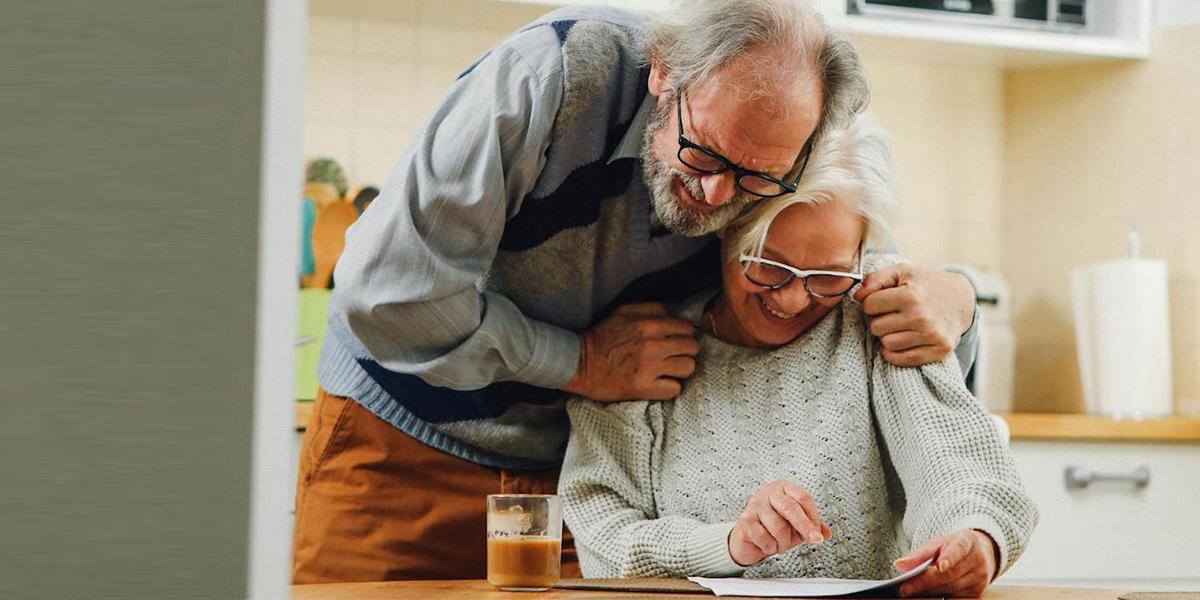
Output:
[1000, 441, 1200, 581]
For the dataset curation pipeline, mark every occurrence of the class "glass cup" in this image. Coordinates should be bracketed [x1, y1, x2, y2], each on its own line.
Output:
[486, 494, 563, 592]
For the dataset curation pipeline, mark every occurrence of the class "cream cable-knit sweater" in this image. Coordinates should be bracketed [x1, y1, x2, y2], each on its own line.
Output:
[559, 265, 1038, 580]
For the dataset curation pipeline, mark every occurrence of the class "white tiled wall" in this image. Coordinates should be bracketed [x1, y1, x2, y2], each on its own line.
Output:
[305, 0, 551, 187]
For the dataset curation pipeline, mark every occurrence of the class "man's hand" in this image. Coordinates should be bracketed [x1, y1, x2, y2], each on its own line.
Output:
[727, 479, 832, 567]
[852, 264, 975, 367]
[894, 529, 999, 598]
[562, 302, 700, 402]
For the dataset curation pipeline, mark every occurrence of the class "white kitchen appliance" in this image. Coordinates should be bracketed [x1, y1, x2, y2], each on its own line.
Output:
[953, 266, 1017, 414]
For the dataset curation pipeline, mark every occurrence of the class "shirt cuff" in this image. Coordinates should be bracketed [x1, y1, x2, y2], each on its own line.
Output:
[684, 522, 746, 577]
[514, 318, 581, 390]
[953, 305, 981, 377]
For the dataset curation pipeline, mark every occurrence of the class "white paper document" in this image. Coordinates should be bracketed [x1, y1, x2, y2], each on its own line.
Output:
[688, 558, 933, 598]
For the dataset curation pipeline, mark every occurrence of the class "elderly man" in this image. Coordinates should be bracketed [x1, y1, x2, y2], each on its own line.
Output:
[292, 0, 979, 584]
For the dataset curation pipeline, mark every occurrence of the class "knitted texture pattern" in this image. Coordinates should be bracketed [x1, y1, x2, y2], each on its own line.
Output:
[560, 258, 1037, 580]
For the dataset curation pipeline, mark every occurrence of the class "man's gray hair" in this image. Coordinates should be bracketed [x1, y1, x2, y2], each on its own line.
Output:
[647, 0, 869, 152]
[725, 116, 898, 262]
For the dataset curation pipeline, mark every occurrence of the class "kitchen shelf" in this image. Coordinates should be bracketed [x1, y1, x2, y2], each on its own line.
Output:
[1001, 412, 1200, 443]
[489, 0, 1152, 69]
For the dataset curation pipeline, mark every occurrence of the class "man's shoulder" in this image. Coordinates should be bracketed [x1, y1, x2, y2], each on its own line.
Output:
[467, 6, 647, 86]
[523, 5, 648, 39]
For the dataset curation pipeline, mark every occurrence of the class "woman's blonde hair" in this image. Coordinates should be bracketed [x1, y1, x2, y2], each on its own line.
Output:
[723, 116, 898, 262]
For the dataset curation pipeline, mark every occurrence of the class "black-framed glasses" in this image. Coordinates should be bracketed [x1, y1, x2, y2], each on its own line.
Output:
[738, 240, 865, 298]
[676, 89, 812, 199]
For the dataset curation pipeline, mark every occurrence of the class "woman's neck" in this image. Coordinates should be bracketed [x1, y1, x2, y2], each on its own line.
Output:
[703, 293, 774, 349]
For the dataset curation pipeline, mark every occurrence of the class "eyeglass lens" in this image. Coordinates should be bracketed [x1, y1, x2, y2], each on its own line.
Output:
[678, 146, 791, 198]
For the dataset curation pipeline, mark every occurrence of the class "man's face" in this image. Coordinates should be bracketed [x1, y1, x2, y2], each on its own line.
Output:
[642, 55, 824, 237]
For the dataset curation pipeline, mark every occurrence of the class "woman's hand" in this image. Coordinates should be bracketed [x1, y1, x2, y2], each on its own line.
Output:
[894, 529, 999, 598]
[727, 479, 832, 567]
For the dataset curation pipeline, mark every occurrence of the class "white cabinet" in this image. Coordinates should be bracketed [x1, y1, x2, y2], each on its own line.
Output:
[491, 0, 1152, 68]
[1000, 440, 1200, 587]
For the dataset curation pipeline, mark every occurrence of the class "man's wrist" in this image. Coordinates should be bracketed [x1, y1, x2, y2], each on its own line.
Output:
[942, 266, 980, 336]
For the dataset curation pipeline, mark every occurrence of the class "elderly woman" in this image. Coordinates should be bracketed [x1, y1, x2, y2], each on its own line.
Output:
[558, 120, 1037, 598]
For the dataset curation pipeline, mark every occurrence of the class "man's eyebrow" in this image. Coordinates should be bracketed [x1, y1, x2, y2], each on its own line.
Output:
[685, 107, 793, 176]
[699, 136, 794, 176]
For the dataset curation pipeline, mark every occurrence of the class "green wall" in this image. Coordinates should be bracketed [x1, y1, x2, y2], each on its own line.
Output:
[1, 1, 266, 598]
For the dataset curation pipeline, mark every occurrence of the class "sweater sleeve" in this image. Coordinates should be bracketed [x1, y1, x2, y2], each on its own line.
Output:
[869, 350, 1039, 576]
[330, 24, 579, 392]
[559, 398, 745, 578]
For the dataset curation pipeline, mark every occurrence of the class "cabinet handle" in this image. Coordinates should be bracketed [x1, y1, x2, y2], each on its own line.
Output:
[1063, 465, 1150, 490]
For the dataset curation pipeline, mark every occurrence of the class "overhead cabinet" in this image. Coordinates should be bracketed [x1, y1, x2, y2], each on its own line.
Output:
[493, 0, 1152, 68]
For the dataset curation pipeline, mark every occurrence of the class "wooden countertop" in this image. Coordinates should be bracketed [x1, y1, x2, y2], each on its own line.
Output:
[295, 402, 1200, 443]
[999, 412, 1200, 443]
[291, 579, 1136, 599]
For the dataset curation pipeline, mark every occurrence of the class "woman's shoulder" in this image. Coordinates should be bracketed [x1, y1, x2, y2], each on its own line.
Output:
[863, 251, 907, 273]
[566, 396, 655, 427]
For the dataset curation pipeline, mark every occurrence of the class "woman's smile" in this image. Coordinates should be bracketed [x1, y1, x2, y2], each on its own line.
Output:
[758, 293, 798, 321]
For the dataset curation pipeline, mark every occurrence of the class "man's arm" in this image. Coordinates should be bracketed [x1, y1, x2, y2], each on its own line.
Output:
[332, 26, 578, 391]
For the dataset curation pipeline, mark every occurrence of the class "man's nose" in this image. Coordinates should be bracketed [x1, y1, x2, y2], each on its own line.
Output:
[700, 172, 737, 207]
[771, 282, 812, 314]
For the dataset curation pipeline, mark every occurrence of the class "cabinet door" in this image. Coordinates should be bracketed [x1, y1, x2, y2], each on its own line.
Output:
[1001, 441, 1200, 581]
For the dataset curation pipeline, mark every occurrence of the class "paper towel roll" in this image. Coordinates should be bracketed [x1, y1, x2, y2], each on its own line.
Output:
[1071, 259, 1173, 419]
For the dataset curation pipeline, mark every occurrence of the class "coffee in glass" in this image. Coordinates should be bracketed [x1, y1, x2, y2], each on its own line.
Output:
[486, 494, 563, 591]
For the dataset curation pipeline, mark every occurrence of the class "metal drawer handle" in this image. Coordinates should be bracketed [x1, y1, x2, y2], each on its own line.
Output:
[1064, 465, 1150, 490]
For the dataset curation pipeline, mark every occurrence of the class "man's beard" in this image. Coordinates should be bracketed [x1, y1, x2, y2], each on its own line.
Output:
[640, 101, 754, 237]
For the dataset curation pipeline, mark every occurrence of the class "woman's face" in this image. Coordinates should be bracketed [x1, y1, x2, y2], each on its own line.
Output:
[716, 201, 864, 349]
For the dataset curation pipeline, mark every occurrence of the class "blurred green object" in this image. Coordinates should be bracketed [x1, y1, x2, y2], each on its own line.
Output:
[300, 197, 315, 277]
[305, 157, 348, 196]
[295, 289, 331, 401]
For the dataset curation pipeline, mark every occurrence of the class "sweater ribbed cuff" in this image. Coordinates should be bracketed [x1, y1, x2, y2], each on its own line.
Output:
[684, 522, 745, 577]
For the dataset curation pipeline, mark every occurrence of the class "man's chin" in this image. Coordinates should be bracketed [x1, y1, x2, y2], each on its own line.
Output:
[654, 195, 743, 237]
[653, 198, 716, 237]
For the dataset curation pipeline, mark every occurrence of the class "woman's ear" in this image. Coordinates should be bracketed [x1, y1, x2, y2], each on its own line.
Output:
[648, 57, 670, 97]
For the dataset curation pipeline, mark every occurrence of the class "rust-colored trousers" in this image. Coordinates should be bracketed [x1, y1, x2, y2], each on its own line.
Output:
[292, 388, 581, 583]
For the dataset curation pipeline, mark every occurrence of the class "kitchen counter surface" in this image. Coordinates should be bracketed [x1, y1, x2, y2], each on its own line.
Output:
[291, 579, 1139, 600]
[1000, 412, 1200, 443]
[294, 401, 1200, 443]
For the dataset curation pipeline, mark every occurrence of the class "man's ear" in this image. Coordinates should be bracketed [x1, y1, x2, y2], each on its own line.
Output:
[648, 57, 670, 97]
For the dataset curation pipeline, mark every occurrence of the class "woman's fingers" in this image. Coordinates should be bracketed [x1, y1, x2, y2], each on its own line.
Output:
[737, 480, 833, 565]
[769, 489, 824, 544]
[918, 570, 988, 598]
[935, 533, 973, 573]
[782, 481, 831, 540]
[894, 536, 943, 571]
[899, 532, 989, 598]
[739, 513, 777, 556]
[753, 497, 798, 552]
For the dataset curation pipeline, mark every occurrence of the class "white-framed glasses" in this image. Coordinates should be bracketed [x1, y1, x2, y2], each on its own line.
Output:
[738, 240, 865, 298]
